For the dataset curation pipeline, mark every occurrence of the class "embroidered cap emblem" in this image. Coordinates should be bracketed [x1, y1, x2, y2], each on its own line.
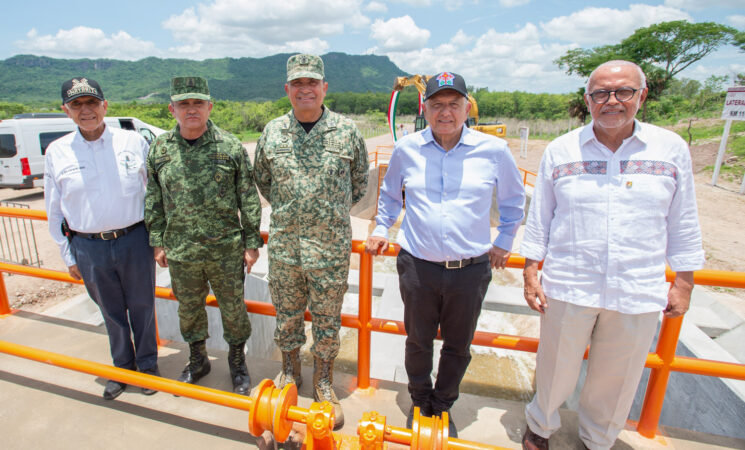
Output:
[436, 72, 455, 87]
[67, 78, 99, 98]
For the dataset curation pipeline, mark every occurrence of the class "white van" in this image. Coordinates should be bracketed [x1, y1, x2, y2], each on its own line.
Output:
[0, 115, 165, 189]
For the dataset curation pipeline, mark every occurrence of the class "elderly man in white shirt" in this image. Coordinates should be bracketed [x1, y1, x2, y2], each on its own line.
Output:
[45, 77, 158, 401]
[520, 61, 704, 450]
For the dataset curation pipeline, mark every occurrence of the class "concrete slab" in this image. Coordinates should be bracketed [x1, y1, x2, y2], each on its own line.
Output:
[2, 310, 744, 449]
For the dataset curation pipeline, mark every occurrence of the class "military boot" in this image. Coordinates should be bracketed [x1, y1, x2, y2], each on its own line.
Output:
[228, 342, 251, 395]
[313, 357, 344, 430]
[178, 340, 211, 384]
[276, 348, 303, 389]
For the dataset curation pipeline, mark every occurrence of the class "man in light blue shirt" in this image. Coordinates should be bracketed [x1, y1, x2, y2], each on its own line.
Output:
[365, 72, 525, 436]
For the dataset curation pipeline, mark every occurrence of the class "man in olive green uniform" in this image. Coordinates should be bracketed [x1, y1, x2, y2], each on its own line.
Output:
[254, 54, 368, 428]
[144, 77, 263, 396]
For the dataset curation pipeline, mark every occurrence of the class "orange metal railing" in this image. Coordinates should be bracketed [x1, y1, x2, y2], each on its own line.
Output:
[520, 168, 536, 187]
[2, 206, 745, 442]
[0, 340, 503, 449]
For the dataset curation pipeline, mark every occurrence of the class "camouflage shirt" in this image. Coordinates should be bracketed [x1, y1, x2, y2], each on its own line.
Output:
[254, 107, 368, 269]
[145, 120, 263, 261]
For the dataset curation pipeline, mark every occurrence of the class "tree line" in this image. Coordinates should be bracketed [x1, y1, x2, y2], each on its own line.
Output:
[1, 20, 741, 136]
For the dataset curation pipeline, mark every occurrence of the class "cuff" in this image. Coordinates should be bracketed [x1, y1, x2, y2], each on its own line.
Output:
[667, 250, 705, 272]
[519, 241, 547, 262]
[492, 233, 515, 252]
[372, 224, 389, 238]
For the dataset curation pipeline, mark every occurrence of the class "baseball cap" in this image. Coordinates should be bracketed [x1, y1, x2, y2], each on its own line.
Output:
[424, 72, 468, 101]
[61, 78, 104, 103]
[286, 54, 324, 82]
[170, 76, 211, 102]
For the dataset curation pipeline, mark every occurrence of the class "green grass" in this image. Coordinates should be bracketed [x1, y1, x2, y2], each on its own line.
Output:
[675, 121, 745, 142]
[236, 131, 262, 142]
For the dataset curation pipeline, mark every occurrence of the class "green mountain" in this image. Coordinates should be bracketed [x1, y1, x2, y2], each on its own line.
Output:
[0, 53, 408, 103]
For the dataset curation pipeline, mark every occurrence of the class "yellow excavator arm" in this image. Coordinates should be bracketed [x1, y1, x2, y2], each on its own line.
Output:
[391, 75, 505, 137]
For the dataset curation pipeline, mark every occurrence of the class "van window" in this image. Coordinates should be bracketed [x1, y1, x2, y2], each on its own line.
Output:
[0, 134, 17, 158]
[119, 119, 135, 131]
[139, 128, 156, 144]
[40, 131, 72, 155]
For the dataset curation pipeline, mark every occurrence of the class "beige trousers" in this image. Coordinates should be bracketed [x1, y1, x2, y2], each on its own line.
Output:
[525, 298, 659, 450]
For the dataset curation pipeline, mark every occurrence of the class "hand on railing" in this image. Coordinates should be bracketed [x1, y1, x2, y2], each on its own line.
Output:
[365, 236, 389, 255]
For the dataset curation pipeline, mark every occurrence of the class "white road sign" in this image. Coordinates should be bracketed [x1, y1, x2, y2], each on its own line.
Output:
[722, 86, 745, 121]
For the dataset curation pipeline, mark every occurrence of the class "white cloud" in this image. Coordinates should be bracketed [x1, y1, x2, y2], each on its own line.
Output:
[163, 0, 368, 58]
[499, 0, 530, 7]
[727, 15, 745, 28]
[664, 0, 744, 10]
[380, 24, 580, 93]
[395, 0, 432, 6]
[541, 4, 691, 45]
[370, 15, 431, 51]
[14, 27, 159, 60]
[365, 1, 387, 13]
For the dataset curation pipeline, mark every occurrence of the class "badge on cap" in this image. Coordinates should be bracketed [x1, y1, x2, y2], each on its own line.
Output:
[437, 72, 455, 87]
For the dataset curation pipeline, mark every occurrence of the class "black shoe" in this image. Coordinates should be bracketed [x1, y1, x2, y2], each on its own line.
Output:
[228, 343, 251, 395]
[522, 427, 549, 450]
[140, 366, 160, 395]
[103, 380, 126, 400]
[178, 340, 211, 384]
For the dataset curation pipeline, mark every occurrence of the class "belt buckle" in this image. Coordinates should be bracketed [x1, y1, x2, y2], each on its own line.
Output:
[445, 260, 463, 269]
[100, 231, 117, 240]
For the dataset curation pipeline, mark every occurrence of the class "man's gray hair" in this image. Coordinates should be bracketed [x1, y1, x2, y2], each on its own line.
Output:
[585, 60, 647, 92]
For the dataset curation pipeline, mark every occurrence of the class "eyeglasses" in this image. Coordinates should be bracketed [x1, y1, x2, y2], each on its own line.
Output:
[587, 87, 639, 104]
[66, 98, 102, 110]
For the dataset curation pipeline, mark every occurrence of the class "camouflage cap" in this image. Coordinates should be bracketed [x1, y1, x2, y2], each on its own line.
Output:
[170, 76, 211, 101]
[286, 54, 324, 82]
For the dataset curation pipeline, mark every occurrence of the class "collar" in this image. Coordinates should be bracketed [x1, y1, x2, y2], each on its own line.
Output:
[73, 123, 110, 147]
[167, 119, 222, 145]
[581, 119, 646, 147]
[288, 106, 334, 135]
[421, 124, 473, 151]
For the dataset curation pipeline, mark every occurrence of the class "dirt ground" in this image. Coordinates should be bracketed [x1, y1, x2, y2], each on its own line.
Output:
[2, 127, 743, 312]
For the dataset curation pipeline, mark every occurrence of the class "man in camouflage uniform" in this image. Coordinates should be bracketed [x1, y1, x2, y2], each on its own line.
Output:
[144, 76, 263, 395]
[254, 54, 368, 428]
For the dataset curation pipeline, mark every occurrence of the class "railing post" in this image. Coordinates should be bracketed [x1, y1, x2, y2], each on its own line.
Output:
[0, 272, 11, 315]
[357, 250, 373, 389]
[636, 315, 684, 438]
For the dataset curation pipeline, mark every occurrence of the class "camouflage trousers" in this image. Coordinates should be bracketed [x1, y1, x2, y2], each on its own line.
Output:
[168, 245, 251, 346]
[268, 259, 350, 361]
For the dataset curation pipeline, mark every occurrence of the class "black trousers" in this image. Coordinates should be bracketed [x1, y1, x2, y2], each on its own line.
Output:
[71, 223, 158, 371]
[396, 248, 491, 413]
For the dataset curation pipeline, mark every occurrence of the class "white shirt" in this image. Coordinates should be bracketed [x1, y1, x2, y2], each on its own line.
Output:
[520, 121, 704, 314]
[372, 126, 525, 261]
[44, 125, 150, 266]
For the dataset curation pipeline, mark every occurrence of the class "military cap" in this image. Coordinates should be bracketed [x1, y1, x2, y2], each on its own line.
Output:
[286, 54, 324, 82]
[170, 76, 211, 102]
[61, 77, 104, 103]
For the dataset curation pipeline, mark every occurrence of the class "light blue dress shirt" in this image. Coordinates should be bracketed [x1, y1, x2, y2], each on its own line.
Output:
[372, 126, 525, 262]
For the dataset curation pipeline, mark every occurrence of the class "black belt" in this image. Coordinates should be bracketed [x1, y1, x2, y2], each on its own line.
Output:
[71, 222, 144, 240]
[432, 253, 489, 269]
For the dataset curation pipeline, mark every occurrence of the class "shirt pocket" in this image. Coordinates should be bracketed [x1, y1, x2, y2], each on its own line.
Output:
[212, 163, 233, 199]
[322, 146, 353, 206]
[117, 151, 145, 195]
[58, 161, 100, 196]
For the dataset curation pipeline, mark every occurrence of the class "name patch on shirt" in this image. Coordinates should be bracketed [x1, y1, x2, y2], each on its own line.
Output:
[323, 137, 342, 150]
[59, 165, 85, 176]
[209, 152, 230, 163]
[153, 155, 171, 165]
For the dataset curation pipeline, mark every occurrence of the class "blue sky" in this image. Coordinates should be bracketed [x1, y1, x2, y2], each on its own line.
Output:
[2, 0, 743, 93]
